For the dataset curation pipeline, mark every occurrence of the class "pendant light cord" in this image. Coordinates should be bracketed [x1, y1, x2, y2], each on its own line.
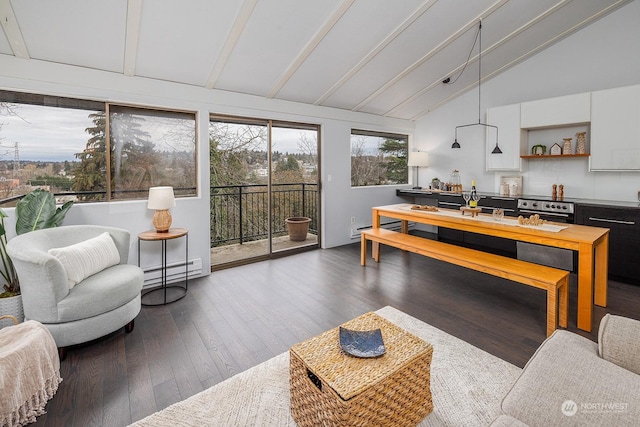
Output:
[444, 22, 481, 87]
[477, 21, 482, 124]
[451, 19, 500, 153]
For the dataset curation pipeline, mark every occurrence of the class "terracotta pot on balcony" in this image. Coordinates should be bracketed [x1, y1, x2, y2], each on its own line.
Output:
[285, 217, 311, 241]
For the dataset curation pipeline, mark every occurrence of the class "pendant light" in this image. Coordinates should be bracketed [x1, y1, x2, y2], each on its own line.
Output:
[449, 20, 501, 154]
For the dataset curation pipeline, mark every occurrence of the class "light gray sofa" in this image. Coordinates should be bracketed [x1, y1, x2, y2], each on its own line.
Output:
[7, 225, 143, 360]
[492, 314, 640, 426]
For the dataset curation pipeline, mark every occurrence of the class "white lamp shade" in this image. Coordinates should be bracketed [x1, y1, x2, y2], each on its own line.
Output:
[407, 151, 429, 167]
[147, 186, 176, 210]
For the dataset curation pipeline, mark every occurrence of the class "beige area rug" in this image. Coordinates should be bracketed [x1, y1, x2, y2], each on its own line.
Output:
[131, 306, 521, 426]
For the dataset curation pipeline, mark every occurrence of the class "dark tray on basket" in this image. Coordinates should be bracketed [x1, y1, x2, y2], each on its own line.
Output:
[339, 327, 386, 358]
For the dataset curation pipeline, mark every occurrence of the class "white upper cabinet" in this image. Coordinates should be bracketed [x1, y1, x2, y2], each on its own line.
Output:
[485, 103, 527, 171]
[520, 92, 591, 129]
[590, 84, 640, 171]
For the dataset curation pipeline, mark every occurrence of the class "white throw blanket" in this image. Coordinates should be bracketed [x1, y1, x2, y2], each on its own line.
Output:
[0, 320, 62, 427]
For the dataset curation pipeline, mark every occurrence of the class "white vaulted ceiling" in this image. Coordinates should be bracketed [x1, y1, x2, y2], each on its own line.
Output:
[0, 0, 632, 120]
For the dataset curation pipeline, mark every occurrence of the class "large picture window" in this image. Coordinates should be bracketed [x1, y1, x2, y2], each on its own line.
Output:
[0, 90, 197, 206]
[350, 129, 408, 187]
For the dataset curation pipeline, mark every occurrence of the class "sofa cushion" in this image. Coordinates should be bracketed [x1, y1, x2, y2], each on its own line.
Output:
[56, 264, 143, 322]
[598, 314, 640, 375]
[501, 330, 640, 426]
[48, 232, 121, 288]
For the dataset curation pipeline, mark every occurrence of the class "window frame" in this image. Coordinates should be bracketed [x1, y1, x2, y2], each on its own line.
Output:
[0, 90, 198, 205]
[350, 128, 409, 188]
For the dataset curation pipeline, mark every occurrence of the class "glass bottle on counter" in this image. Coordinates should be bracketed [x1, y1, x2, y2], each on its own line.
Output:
[450, 170, 461, 193]
[469, 180, 478, 207]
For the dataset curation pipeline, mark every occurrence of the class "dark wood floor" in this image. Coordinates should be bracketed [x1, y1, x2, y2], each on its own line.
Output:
[32, 242, 640, 427]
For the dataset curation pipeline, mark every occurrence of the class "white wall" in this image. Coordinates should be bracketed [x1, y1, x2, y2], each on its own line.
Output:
[0, 52, 413, 273]
[414, 0, 640, 202]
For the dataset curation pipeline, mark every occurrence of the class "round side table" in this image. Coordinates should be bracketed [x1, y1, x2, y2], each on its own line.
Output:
[138, 228, 188, 306]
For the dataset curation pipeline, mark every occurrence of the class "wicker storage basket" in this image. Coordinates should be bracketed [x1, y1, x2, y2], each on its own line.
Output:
[290, 312, 433, 426]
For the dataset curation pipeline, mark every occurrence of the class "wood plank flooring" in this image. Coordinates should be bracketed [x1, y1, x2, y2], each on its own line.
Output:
[31, 242, 640, 427]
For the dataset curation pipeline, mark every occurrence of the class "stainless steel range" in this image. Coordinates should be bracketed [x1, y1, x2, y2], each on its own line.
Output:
[516, 197, 576, 271]
[517, 198, 575, 223]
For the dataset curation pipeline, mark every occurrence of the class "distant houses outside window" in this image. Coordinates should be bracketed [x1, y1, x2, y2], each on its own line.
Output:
[350, 129, 408, 187]
[0, 90, 197, 206]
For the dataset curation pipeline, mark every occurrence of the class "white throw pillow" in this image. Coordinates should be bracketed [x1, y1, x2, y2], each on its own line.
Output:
[48, 232, 121, 288]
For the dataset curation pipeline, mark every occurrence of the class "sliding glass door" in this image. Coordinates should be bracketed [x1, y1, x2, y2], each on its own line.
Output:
[209, 116, 319, 268]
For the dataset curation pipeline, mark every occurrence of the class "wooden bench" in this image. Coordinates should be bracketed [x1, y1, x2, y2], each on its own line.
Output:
[361, 228, 569, 337]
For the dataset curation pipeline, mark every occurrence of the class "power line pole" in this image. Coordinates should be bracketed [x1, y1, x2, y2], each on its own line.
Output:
[13, 142, 20, 179]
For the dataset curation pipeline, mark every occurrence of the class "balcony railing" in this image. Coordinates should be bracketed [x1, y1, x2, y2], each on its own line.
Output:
[0, 184, 318, 249]
[210, 183, 318, 247]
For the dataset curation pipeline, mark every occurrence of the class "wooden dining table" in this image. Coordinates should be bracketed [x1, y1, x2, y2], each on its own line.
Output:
[372, 203, 610, 332]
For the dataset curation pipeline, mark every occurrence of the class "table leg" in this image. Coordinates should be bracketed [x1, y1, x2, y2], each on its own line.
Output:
[401, 219, 409, 234]
[594, 233, 608, 307]
[372, 209, 381, 228]
[371, 209, 381, 262]
[559, 279, 569, 329]
[162, 240, 167, 304]
[361, 234, 367, 266]
[546, 286, 557, 337]
[577, 243, 594, 332]
[372, 241, 380, 262]
[185, 233, 189, 293]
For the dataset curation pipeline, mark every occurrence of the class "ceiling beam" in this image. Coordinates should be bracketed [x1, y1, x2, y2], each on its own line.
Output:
[403, 0, 631, 120]
[267, 0, 356, 99]
[205, 0, 259, 90]
[352, 0, 508, 114]
[406, 0, 618, 120]
[0, 0, 29, 59]
[123, 0, 143, 76]
[315, 0, 439, 106]
[393, 0, 571, 119]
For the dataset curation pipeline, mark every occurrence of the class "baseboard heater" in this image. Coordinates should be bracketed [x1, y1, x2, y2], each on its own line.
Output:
[350, 220, 415, 239]
[142, 258, 202, 288]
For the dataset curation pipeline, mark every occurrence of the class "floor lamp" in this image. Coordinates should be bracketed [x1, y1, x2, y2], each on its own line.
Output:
[407, 151, 429, 189]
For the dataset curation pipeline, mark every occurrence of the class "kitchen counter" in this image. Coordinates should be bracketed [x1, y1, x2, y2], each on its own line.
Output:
[572, 198, 640, 209]
[396, 188, 640, 285]
[396, 188, 640, 209]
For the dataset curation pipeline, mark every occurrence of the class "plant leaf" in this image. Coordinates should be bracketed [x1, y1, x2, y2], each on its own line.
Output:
[15, 189, 74, 235]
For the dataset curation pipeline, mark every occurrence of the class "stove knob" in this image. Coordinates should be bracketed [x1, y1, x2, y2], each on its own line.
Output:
[562, 205, 568, 210]
[546, 204, 552, 209]
[532, 202, 537, 208]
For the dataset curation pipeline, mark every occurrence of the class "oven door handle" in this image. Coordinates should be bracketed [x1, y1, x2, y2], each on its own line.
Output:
[518, 209, 570, 218]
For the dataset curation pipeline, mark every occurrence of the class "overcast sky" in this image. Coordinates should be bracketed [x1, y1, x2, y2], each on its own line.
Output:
[1, 104, 316, 162]
[0, 104, 91, 162]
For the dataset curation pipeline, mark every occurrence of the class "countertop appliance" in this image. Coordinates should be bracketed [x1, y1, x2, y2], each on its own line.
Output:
[517, 198, 575, 223]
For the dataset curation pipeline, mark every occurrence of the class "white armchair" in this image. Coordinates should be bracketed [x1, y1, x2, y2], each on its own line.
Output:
[7, 225, 143, 360]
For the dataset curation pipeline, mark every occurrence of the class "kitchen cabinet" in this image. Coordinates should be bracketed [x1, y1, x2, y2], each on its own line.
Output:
[477, 196, 518, 217]
[576, 204, 640, 283]
[485, 104, 527, 171]
[520, 92, 590, 129]
[590, 84, 640, 171]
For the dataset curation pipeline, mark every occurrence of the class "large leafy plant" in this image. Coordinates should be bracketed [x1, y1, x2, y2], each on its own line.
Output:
[0, 210, 19, 297]
[15, 189, 74, 235]
[0, 189, 74, 297]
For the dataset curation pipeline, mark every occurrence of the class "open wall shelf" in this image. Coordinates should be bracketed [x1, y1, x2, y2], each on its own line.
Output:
[520, 154, 590, 159]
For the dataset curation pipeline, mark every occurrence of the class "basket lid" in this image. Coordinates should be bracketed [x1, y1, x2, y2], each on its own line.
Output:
[290, 312, 432, 400]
